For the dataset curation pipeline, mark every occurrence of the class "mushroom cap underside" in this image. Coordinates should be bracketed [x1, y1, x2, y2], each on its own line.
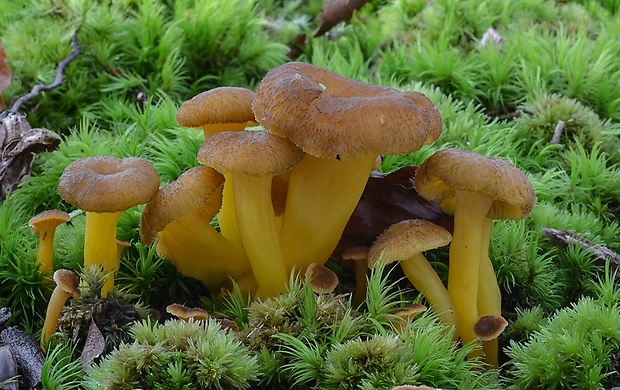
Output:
[139, 165, 225, 245]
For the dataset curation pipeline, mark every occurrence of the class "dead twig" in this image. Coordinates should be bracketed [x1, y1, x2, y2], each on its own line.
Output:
[542, 227, 620, 275]
[0, 32, 82, 120]
[550, 119, 565, 144]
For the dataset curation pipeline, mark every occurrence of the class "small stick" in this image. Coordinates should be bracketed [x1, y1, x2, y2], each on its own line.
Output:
[542, 227, 620, 274]
[550, 120, 565, 144]
[0, 32, 82, 120]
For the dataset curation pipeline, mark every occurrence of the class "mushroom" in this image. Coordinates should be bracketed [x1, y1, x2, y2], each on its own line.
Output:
[58, 156, 160, 296]
[115, 238, 131, 263]
[341, 246, 370, 306]
[176, 87, 258, 139]
[414, 148, 535, 361]
[166, 303, 210, 322]
[390, 303, 428, 333]
[473, 313, 509, 366]
[305, 262, 339, 294]
[28, 210, 71, 276]
[140, 165, 252, 295]
[473, 314, 508, 342]
[176, 86, 258, 247]
[197, 130, 305, 299]
[368, 219, 458, 337]
[40, 269, 79, 348]
[252, 62, 442, 274]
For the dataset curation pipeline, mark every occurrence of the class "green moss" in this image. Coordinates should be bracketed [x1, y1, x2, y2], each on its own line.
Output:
[505, 295, 620, 389]
[84, 318, 260, 389]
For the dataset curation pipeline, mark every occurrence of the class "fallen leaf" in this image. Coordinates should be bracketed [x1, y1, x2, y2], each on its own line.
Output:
[314, 0, 373, 37]
[0, 113, 61, 201]
[80, 319, 105, 368]
[0, 38, 11, 108]
[334, 165, 453, 261]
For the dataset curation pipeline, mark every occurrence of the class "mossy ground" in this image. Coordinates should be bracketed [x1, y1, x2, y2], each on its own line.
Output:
[1, 0, 619, 389]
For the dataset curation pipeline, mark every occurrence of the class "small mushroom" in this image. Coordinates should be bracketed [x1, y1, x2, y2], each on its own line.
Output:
[415, 148, 535, 362]
[40, 269, 79, 348]
[28, 210, 71, 276]
[166, 303, 209, 322]
[198, 130, 305, 299]
[115, 238, 131, 263]
[341, 246, 370, 306]
[368, 219, 458, 338]
[58, 156, 160, 295]
[390, 303, 428, 333]
[305, 263, 339, 294]
[252, 62, 442, 275]
[473, 314, 508, 342]
[176, 87, 257, 139]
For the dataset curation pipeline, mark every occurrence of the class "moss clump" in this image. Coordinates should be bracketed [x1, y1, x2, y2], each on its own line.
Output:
[84, 318, 260, 390]
[505, 295, 620, 389]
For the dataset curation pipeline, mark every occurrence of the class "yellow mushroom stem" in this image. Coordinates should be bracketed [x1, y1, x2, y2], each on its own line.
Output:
[41, 288, 71, 347]
[84, 211, 122, 296]
[477, 217, 502, 366]
[279, 154, 377, 273]
[352, 257, 368, 306]
[232, 173, 288, 299]
[447, 190, 493, 357]
[34, 228, 57, 276]
[156, 205, 252, 294]
[217, 174, 242, 246]
[399, 252, 460, 341]
[203, 121, 258, 247]
[40, 270, 78, 348]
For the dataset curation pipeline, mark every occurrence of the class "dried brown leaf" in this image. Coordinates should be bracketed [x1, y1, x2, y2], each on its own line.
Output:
[80, 320, 105, 368]
[0, 113, 61, 201]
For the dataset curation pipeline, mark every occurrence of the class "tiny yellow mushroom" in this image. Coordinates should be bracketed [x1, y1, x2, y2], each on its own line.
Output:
[58, 156, 160, 296]
[368, 219, 459, 339]
[28, 210, 71, 276]
[40, 269, 79, 348]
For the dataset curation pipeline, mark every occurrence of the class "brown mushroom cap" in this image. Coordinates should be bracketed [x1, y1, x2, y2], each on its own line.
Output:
[28, 210, 71, 234]
[473, 314, 508, 341]
[197, 130, 304, 176]
[53, 269, 79, 295]
[176, 87, 256, 129]
[305, 262, 339, 294]
[392, 303, 428, 323]
[58, 156, 160, 213]
[139, 166, 225, 245]
[368, 219, 452, 268]
[341, 246, 370, 262]
[252, 62, 442, 160]
[166, 303, 210, 321]
[414, 148, 536, 220]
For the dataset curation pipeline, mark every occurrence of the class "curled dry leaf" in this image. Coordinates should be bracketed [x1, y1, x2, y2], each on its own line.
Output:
[80, 320, 105, 368]
[0, 113, 61, 201]
[314, 0, 373, 37]
[334, 165, 453, 263]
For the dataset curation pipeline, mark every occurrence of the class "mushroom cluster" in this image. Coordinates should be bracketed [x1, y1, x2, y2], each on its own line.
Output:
[33, 62, 533, 368]
[139, 62, 442, 300]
